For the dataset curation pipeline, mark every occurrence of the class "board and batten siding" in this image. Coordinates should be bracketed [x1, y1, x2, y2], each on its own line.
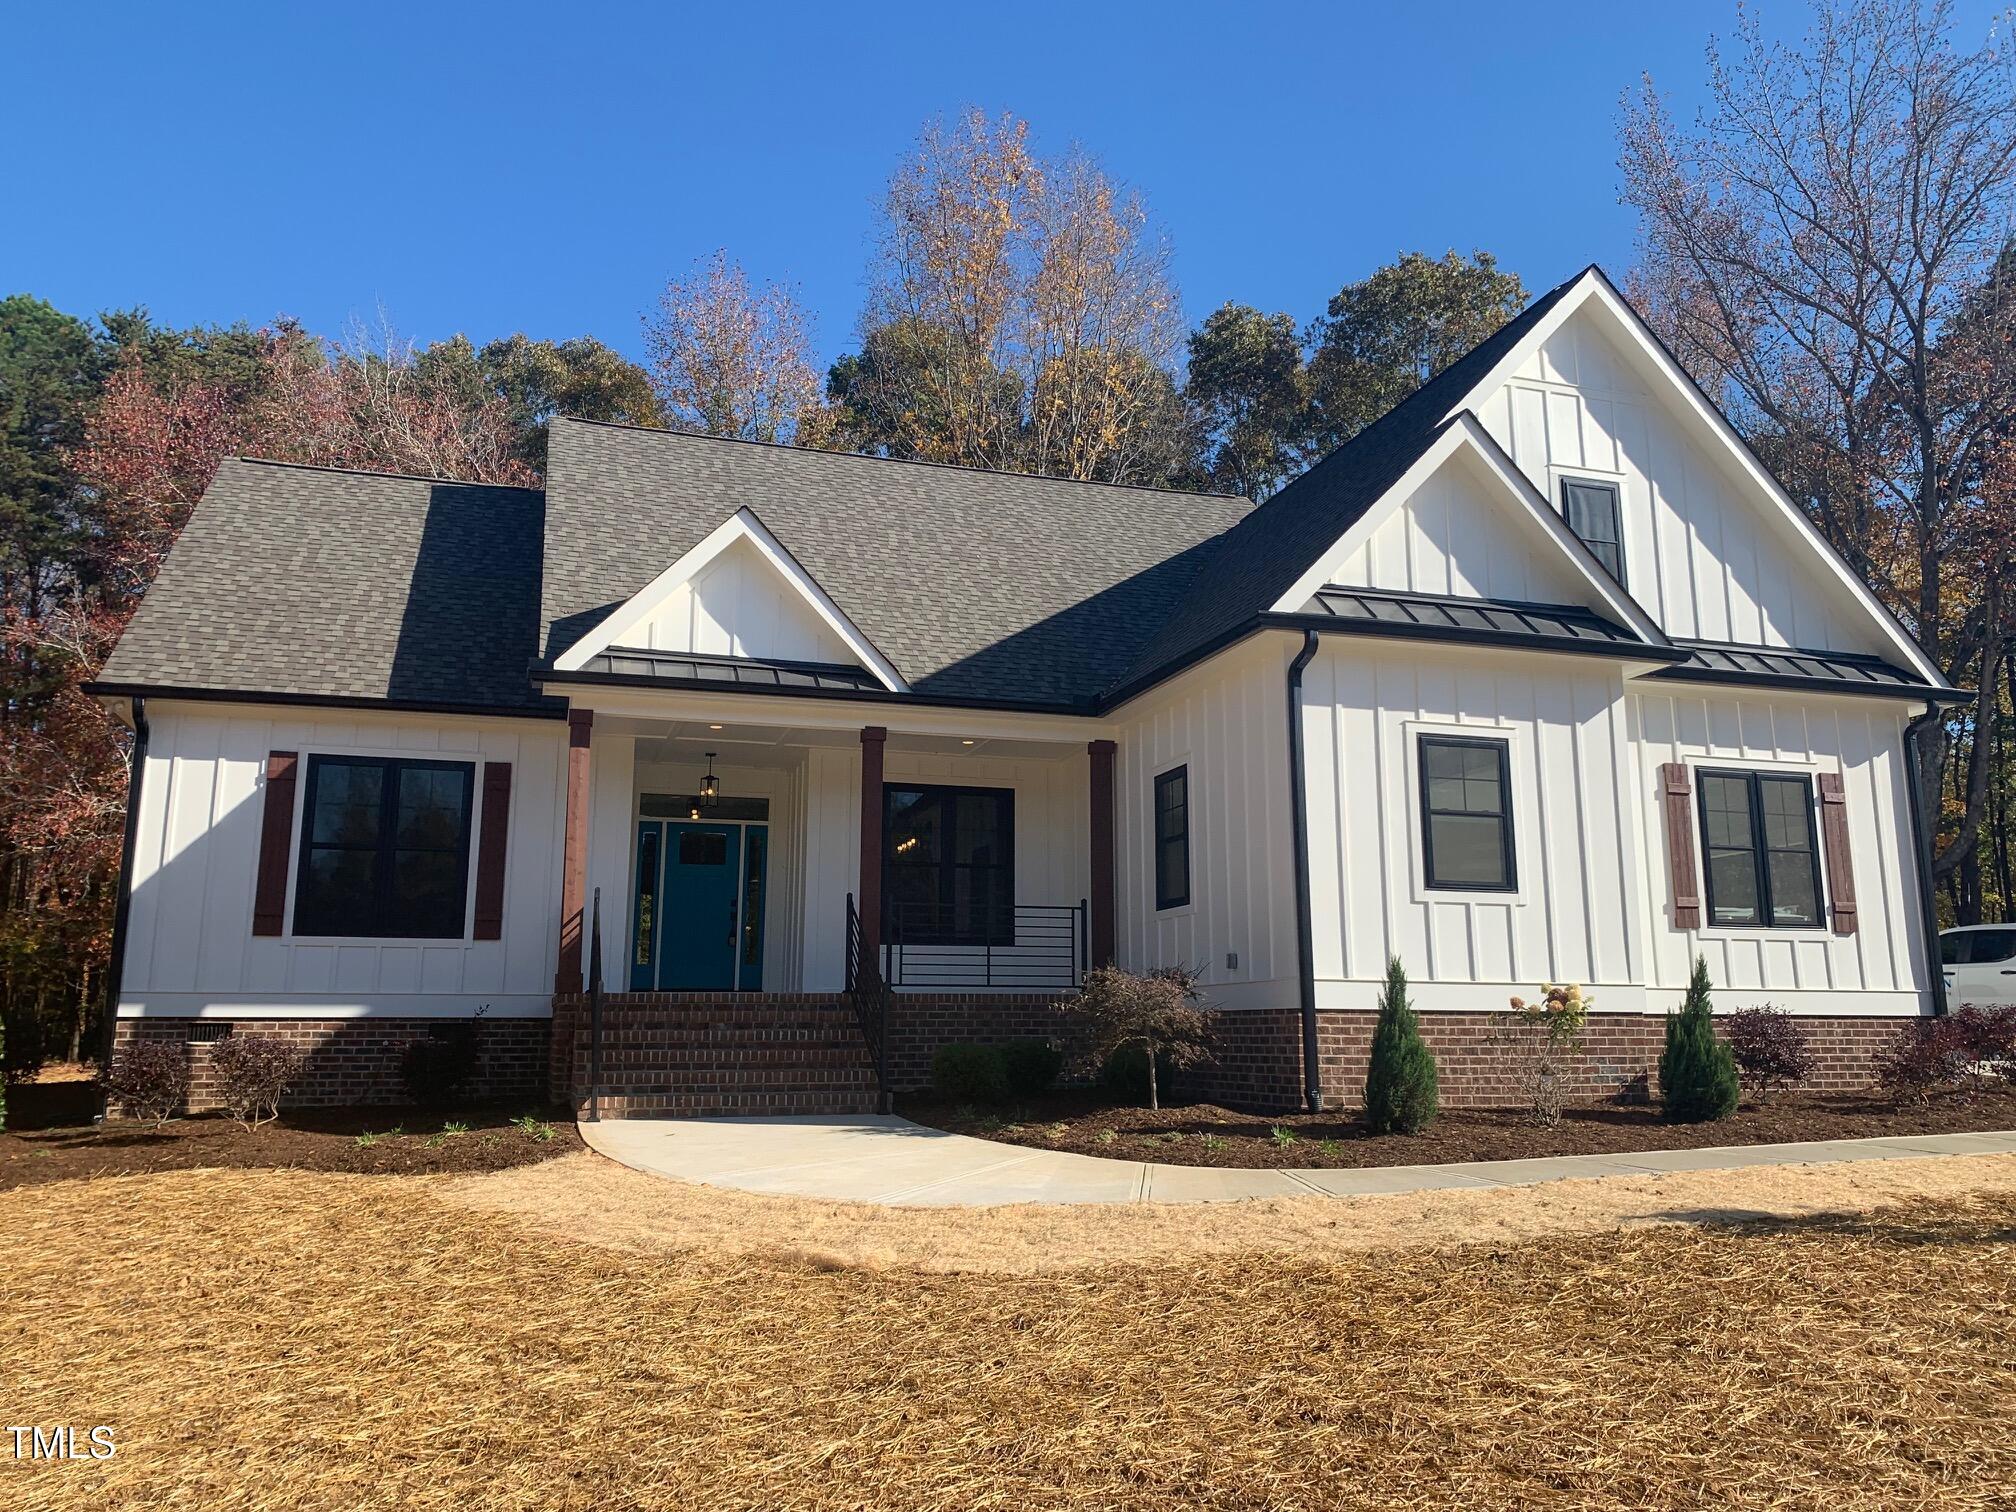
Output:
[797, 743, 1092, 992]
[1325, 446, 1594, 605]
[624, 536, 855, 665]
[1473, 306, 1860, 652]
[1299, 639, 1644, 1012]
[1631, 685, 1929, 1012]
[1111, 634, 1299, 1008]
[118, 702, 567, 1018]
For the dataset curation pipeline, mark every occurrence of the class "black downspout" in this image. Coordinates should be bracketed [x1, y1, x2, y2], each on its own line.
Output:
[1903, 702, 1949, 1018]
[1286, 631, 1323, 1112]
[95, 696, 149, 1122]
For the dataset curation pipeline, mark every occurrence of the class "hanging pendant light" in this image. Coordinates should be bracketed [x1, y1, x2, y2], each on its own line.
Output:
[700, 752, 720, 807]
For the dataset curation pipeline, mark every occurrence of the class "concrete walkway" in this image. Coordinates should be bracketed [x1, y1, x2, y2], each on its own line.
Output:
[578, 1114, 2016, 1208]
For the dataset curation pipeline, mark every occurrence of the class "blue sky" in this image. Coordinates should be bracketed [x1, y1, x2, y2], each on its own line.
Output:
[7, 1, 2010, 370]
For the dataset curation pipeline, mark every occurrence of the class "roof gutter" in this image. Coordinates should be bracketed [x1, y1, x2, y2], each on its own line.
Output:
[1286, 630, 1324, 1112]
[1903, 702, 1950, 1018]
[1257, 612, 1693, 664]
[96, 697, 148, 1123]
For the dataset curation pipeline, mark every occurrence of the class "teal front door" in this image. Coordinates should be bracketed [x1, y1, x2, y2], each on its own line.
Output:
[630, 819, 768, 990]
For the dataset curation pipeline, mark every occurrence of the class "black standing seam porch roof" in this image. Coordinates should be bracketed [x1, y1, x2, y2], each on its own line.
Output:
[571, 649, 887, 693]
[1281, 586, 1663, 656]
[1653, 640, 1966, 701]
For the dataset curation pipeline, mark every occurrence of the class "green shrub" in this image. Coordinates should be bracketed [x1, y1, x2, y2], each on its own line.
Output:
[932, 1043, 1009, 1104]
[402, 1023, 481, 1106]
[1659, 956, 1739, 1123]
[1363, 956, 1439, 1134]
[998, 1037, 1063, 1098]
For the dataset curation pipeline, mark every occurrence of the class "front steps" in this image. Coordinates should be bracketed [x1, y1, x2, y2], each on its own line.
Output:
[568, 995, 880, 1118]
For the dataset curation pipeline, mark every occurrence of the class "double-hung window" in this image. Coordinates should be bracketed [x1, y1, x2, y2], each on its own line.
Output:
[294, 756, 475, 938]
[883, 784, 1014, 946]
[1560, 477, 1625, 582]
[1418, 735, 1516, 891]
[1696, 769, 1823, 928]
[1154, 765, 1190, 910]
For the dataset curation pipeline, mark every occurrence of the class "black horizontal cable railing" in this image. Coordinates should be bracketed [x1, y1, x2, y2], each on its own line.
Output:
[882, 899, 1088, 991]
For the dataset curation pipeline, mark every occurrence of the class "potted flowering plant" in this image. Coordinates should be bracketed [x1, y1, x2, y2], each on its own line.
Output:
[1496, 983, 1594, 1124]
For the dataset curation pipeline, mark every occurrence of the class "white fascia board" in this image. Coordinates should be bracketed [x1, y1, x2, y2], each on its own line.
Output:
[1442, 270, 1949, 687]
[551, 507, 910, 691]
[1266, 414, 1671, 647]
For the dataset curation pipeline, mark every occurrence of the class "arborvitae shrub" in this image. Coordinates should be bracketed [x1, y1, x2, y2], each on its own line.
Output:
[1659, 956, 1740, 1122]
[1363, 956, 1439, 1134]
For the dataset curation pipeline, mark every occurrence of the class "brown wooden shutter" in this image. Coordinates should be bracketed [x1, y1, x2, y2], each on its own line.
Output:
[1659, 761, 1703, 930]
[472, 761, 513, 941]
[252, 751, 299, 937]
[1817, 771, 1858, 935]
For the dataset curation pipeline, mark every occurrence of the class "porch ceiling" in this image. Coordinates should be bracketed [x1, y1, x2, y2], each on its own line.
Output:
[607, 715, 1088, 766]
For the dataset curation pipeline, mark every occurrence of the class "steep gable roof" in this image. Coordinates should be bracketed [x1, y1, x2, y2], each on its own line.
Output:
[1113, 271, 1588, 694]
[539, 419, 1249, 706]
[94, 458, 552, 713]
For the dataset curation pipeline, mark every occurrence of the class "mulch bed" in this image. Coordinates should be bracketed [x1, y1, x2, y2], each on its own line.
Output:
[899, 1083, 2016, 1168]
[1, 1082, 581, 1190]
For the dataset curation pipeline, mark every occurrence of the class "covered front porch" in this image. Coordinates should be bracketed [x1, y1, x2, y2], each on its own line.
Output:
[544, 684, 1119, 1111]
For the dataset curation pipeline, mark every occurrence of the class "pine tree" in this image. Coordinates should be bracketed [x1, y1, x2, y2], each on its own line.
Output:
[1363, 956, 1439, 1134]
[1659, 955, 1740, 1122]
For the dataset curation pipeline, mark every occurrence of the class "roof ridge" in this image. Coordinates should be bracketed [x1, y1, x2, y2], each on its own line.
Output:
[228, 455, 545, 493]
[550, 415, 1251, 507]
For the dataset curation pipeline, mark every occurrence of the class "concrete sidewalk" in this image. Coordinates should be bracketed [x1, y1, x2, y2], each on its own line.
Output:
[577, 1114, 2016, 1208]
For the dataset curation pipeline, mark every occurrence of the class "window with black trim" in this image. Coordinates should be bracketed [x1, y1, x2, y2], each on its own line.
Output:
[883, 784, 1014, 946]
[1154, 765, 1190, 910]
[1560, 477, 1625, 582]
[1418, 735, 1516, 891]
[293, 756, 475, 938]
[1696, 769, 1823, 928]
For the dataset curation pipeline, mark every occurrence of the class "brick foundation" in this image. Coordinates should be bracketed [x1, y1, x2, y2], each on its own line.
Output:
[882, 992, 1081, 1091]
[1309, 1009, 1910, 1112]
[1185, 1008, 1307, 1111]
[111, 1017, 549, 1113]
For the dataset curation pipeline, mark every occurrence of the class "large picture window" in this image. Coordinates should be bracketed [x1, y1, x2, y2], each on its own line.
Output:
[294, 756, 475, 938]
[1418, 735, 1516, 891]
[1696, 769, 1823, 928]
[883, 784, 1014, 946]
[1154, 765, 1191, 910]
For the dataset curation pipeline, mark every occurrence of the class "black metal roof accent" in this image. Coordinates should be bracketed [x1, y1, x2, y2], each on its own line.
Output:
[1265, 587, 1682, 661]
[570, 649, 887, 693]
[1653, 639, 1967, 702]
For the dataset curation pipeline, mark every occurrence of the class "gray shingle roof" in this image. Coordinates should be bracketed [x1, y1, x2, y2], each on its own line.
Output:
[539, 419, 1250, 705]
[1111, 269, 1590, 695]
[95, 458, 553, 713]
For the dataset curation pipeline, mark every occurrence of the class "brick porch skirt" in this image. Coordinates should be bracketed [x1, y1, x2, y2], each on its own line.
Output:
[111, 1017, 550, 1113]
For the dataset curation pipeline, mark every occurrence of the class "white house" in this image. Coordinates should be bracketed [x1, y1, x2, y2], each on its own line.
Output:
[91, 267, 1959, 1115]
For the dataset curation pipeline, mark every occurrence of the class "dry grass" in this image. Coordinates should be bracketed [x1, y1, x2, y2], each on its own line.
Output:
[5, 1163, 2014, 1510]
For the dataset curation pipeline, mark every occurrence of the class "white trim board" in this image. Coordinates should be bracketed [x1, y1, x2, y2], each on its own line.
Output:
[552, 507, 910, 691]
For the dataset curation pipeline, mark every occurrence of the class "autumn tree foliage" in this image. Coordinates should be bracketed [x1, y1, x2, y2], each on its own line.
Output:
[1621, 0, 2016, 908]
[825, 110, 1190, 485]
[642, 250, 823, 444]
[0, 309, 587, 1065]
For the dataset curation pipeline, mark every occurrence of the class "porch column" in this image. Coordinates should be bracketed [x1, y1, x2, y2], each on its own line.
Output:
[857, 726, 887, 986]
[554, 708, 593, 995]
[1088, 738, 1117, 967]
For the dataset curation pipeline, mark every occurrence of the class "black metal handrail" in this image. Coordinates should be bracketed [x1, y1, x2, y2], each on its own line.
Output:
[882, 899, 1088, 990]
[844, 892, 891, 1111]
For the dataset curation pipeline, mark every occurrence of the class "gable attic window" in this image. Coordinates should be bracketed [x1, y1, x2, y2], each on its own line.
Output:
[1560, 477, 1625, 582]
[293, 756, 475, 938]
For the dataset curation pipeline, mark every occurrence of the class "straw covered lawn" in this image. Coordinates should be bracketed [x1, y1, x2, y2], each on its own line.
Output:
[5, 1161, 2015, 1510]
